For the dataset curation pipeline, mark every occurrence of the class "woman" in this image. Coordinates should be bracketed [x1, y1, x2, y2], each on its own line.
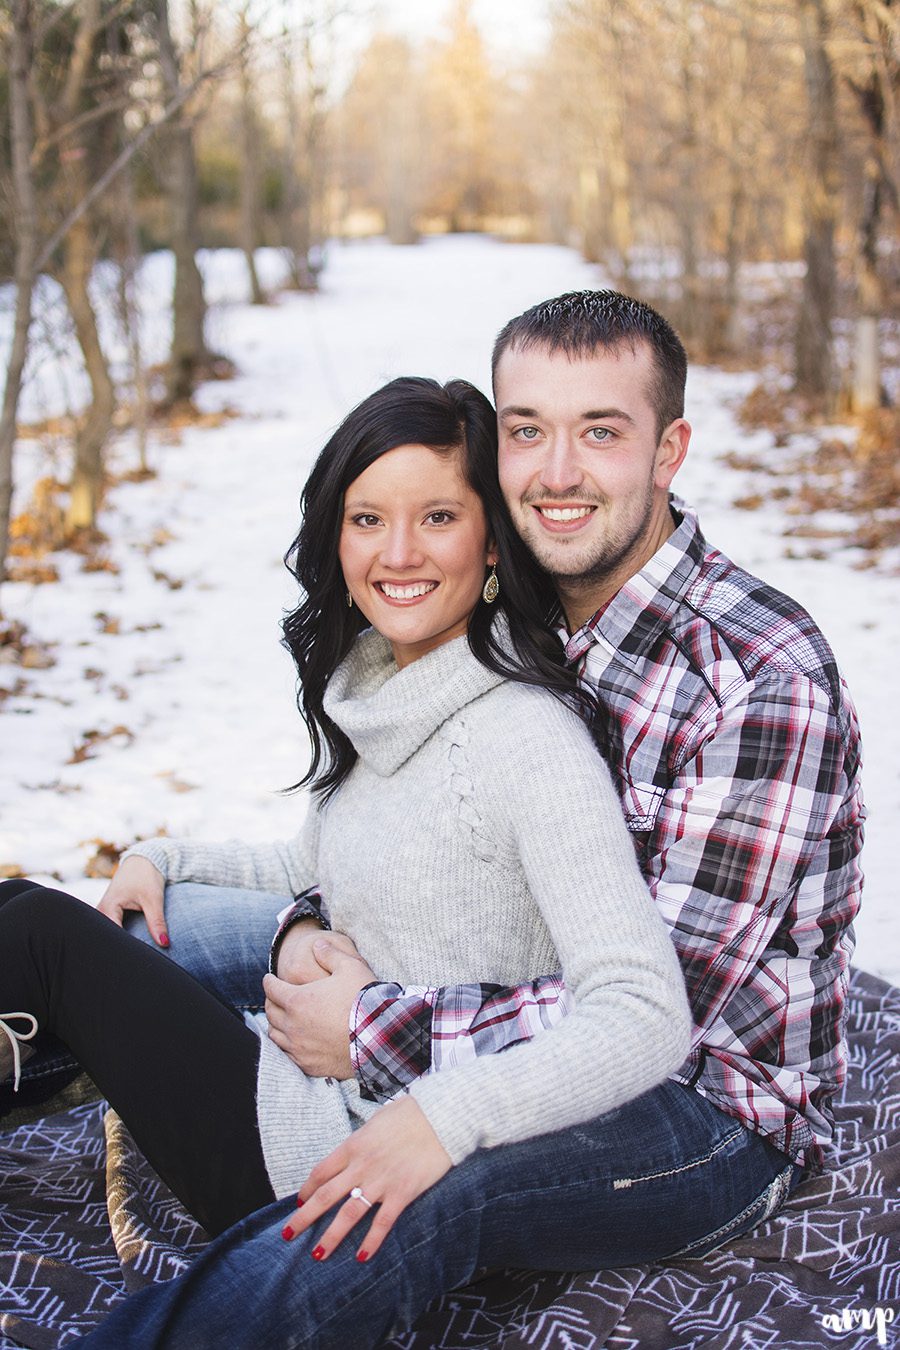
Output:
[0, 378, 689, 1283]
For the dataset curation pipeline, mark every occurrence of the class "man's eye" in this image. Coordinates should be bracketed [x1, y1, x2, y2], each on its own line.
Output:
[589, 428, 613, 443]
[514, 426, 540, 441]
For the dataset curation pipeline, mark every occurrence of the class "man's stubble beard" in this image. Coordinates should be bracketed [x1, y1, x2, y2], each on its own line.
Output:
[517, 478, 657, 597]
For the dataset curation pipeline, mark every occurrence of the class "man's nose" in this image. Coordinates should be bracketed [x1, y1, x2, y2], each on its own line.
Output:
[380, 525, 425, 570]
[538, 434, 584, 495]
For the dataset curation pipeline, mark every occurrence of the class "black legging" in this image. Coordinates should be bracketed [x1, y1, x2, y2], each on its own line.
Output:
[0, 879, 276, 1235]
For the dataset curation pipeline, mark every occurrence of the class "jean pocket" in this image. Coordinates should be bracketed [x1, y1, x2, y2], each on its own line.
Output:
[665, 1161, 798, 1261]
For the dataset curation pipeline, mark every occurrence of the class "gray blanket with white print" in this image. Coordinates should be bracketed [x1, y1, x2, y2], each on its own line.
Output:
[1, 968, 898, 1350]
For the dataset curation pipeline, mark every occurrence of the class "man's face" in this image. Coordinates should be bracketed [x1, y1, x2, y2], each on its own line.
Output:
[495, 341, 689, 614]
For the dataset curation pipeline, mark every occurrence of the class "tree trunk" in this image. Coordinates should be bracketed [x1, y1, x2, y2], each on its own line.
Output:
[116, 162, 150, 470]
[279, 19, 319, 290]
[239, 15, 266, 306]
[156, 0, 208, 405]
[60, 196, 116, 532]
[846, 2, 890, 414]
[0, 0, 39, 590]
[794, 0, 840, 401]
[604, 7, 633, 286]
[167, 120, 208, 400]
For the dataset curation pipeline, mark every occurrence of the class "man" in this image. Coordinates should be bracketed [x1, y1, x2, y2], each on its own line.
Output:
[15, 292, 865, 1348]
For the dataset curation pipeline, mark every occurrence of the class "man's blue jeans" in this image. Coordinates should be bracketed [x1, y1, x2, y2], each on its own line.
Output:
[76, 1075, 800, 1348]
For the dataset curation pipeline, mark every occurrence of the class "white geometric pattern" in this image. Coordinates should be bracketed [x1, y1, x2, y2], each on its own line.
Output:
[1, 970, 898, 1349]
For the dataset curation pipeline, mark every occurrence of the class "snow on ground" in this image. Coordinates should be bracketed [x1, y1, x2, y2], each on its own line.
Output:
[1, 235, 897, 983]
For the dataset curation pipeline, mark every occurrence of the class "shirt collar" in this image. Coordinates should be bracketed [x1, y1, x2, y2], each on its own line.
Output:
[564, 496, 706, 665]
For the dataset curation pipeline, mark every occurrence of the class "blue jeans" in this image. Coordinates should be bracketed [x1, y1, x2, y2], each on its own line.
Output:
[75, 1077, 801, 1348]
[1, 882, 284, 1117]
[6, 884, 801, 1346]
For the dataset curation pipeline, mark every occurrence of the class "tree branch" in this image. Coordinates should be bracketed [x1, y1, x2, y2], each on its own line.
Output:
[32, 95, 135, 166]
[34, 54, 236, 275]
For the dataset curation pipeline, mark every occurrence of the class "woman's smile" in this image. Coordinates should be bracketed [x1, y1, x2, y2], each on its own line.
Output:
[375, 580, 439, 602]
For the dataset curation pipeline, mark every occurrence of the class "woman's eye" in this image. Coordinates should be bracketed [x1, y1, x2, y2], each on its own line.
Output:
[427, 511, 454, 525]
[353, 513, 380, 527]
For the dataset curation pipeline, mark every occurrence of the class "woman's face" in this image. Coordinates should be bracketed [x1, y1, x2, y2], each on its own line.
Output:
[339, 443, 496, 670]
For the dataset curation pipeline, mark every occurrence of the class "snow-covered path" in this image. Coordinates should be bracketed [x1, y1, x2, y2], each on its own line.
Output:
[1, 236, 897, 982]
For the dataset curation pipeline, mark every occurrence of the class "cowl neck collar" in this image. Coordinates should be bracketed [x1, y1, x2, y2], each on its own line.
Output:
[323, 627, 505, 776]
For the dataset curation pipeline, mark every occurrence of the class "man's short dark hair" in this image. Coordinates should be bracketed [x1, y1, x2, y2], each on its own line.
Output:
[491, 290, 688, 442]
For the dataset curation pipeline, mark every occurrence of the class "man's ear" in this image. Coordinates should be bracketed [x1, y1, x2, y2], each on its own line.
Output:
[654, 418, 691, 490]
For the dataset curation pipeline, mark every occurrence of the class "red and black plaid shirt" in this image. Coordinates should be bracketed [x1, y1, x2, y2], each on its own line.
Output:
[348, 501, 865, 1172]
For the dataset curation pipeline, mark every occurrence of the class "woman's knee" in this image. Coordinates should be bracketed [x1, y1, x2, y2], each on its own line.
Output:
[0, 877, 44, 904]
[0, 883, 95, 940]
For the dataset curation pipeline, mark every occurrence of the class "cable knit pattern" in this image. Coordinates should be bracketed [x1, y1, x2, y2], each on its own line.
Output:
[127, 625, 691, 1196]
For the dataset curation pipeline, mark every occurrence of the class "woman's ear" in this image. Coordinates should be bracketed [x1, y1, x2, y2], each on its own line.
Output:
[486, 540, 498, 567]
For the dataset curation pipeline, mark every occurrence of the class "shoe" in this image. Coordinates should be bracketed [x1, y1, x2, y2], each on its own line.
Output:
[0, 1013, 38, 1091]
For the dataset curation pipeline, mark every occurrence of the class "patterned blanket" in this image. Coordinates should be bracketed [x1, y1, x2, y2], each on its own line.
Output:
[2, 968, 898, 1350]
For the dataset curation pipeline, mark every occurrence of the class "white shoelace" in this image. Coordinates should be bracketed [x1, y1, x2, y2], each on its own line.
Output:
[0, 1013, 39, 1092]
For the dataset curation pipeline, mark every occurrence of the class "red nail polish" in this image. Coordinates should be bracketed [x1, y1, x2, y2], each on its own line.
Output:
[281, 1225, 295, 1241]
[311, 1245, 325, 1261]
[356, 1250, 369, 1263]
[159, 933, 170, 948]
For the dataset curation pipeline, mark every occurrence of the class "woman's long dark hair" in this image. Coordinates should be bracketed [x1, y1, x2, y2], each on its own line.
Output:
[283, 376, 595, 799]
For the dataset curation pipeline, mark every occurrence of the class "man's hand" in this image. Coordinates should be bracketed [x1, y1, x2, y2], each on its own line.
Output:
[280, 1096, 452, 1261]
[263, 940, 376, 1078]
[98, 856, 169, 948]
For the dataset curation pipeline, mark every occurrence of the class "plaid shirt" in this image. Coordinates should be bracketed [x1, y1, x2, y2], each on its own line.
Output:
[348, 501, 864, 1172]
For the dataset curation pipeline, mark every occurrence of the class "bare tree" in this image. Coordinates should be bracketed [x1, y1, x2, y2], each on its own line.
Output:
[843, 0, 899, 409]
[238, 4, 266, 304]
[795, 0, 842, 400]
[338, 31, 426, 243]
[279, 11, 318, 288]
[47, 0, 119, 532]
[155, 0, 210, 405]
[0, 0, 39, 588]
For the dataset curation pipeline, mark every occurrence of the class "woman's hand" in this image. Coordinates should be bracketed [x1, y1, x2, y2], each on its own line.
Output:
[281, 1096, 452, 1261]
[98, 856, 169, 947]
[275, 921, 365, 986]
[264, 940, 376, 1077]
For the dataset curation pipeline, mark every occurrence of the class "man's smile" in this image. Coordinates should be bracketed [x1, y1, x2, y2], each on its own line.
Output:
[530, 503, 598, 532]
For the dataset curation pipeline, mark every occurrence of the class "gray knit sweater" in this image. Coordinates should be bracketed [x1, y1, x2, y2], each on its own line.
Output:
[128, 628, 691, 1197]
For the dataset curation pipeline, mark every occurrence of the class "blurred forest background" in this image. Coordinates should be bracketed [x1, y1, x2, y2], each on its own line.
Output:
[0, 0, 898, 608]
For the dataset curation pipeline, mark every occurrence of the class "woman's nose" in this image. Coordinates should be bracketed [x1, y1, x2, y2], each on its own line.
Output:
[380, 526, 425, 570]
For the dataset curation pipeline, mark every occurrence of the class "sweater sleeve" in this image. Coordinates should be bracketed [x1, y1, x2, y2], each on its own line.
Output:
[121, 802, 321, 901]
[409, 690, 692, 1165]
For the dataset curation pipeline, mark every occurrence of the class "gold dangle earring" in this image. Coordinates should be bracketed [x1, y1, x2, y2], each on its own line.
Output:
[482, 564, 499, 604]
[346, 590, 353, 608]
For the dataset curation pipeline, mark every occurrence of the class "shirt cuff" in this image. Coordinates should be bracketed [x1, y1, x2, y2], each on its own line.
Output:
[268, 886, 330, 975]
[349, 982, 435, 1102]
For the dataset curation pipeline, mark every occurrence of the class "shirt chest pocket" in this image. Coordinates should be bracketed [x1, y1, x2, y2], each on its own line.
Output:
[617, 774, 666, 834]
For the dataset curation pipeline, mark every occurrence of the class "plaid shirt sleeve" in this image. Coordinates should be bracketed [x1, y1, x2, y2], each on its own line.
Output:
[350, 976, 573, 1102]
